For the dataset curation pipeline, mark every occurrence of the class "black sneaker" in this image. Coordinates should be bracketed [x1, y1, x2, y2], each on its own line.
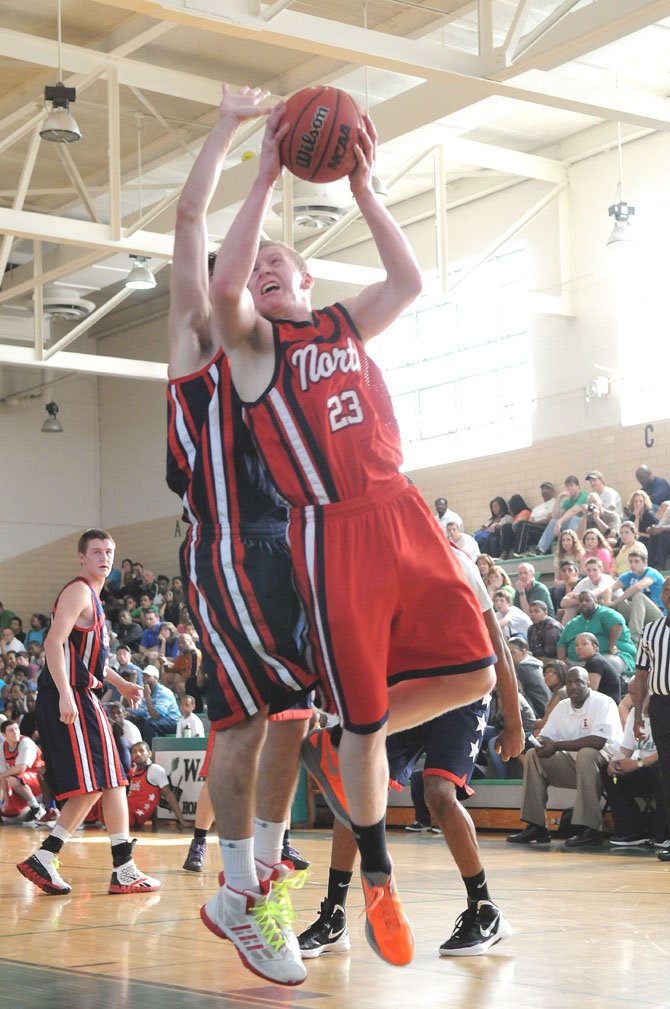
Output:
[282, 841, 310, 871]
[405, 821, 433, 833]
[23, 805, 45, 825]
[298, 899, 351, 959]
[609, 833, 651, 847]
[439, 901, 513, 957]
[506, 824, 551, 845]
[183, 838, 207, 872]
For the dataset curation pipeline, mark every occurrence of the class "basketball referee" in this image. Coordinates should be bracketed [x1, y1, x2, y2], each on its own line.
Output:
[633, 576, 670, 861]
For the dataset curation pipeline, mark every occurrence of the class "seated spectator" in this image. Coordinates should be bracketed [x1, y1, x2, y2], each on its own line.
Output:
[552, 559, 581, 617]
[176, 695, 205, 738]
[112, 558, 136, 599]
[174, 634, 206, 712]
[486, 564, 512, 597]
[513, 481, 556, 555]
[535, 659, 569, 732]
[573, 632, 622, 703]
[434, 496, 463, 533]
[612, 521, 645, 578]
[482, 689, 536, 779]
[506, 667, 622, 847]
[124, 594, 140, 621]
[635, 465, 670, 509]
[157, 621, 180, 662]
[553, 529, 585, 584]
[585, 470, 623, 517]
[625, 490, 659, 546]
[140, 568, 158, 601]
[580, 528, 613, 574]
[1, 628, 26, 654]
[557, 590, 636, 681]
[492, 494, 531, 560]
[159, 589, 182, 626]
[472, 496, 511, 555]
[446, 521, 480, 561]
[154, 575, 170, 606]
[560, 557, 615, 623]
[610, 547, 666, 642]
[507, 636, 551, 717]
[129, 665, 181, 743]
[513, 561, 555, 617]
[108, 701, 142, 747]
[139, 611, 163, 655]
[116, 609, 143, 650]
[604, 703, 667, 846]
[575, 491, 621, 546]
[126, 741, 187, 829]
[0, 602, 18, 630]
[23, 614, 48, 649]
[476, 554, 495, 584]
[9, 617, 25, 644]
[494, 591, 531, 640]
[647, 501, 670, 571]
[102, 644, 143, 703]
[537, 475, 588, 555]
[527, 601, 563, 660]
[0, 719, 44, 822]
[133, 593, 160, 628]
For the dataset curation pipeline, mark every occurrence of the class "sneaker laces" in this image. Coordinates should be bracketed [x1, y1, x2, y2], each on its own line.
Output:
[269, 868, 308, 924]
[250, 897, 288, 953]
[450, 907, 477, 938]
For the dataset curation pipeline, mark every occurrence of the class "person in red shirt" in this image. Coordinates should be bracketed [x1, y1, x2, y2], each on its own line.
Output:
[0, 720, 43, 820]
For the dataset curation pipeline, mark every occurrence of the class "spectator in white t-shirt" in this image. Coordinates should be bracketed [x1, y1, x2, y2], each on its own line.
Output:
[434, 496, 463, 533]
[445, 521, 480, 561]
[493, 591, 532, 639]
[558, 557, 616, 623]
[176, 695, 205, 738]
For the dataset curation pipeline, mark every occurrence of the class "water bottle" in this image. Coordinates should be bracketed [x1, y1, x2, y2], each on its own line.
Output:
[182, 723, 192, 738]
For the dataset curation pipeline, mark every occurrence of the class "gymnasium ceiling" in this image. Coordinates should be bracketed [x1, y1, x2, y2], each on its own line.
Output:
[1, 0, 670, 399]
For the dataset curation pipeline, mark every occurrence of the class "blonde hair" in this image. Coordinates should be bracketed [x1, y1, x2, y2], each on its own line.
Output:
[257, 240, 308, 275]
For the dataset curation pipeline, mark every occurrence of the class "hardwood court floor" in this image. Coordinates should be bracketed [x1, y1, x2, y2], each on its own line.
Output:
[1, 824, 668, 1009]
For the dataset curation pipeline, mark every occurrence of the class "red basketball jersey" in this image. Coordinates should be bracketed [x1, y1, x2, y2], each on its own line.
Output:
[243, 303, 402, 506]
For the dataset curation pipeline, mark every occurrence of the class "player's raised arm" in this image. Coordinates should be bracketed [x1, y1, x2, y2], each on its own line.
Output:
[210, 102, 289, 352]
[169, 85, 271, 377]
[341, 115, 423, 343]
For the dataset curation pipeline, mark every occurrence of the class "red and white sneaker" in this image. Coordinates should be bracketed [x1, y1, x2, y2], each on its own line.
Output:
[108, 860, 161, 894]
[37, 808, 59, 826]
[201, 881, 307, 986]
[17, 852, 71, 895]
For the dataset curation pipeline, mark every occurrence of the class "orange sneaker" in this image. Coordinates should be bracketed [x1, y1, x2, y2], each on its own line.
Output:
[360, 867, 414, 966]
[301, 728, 349, 827]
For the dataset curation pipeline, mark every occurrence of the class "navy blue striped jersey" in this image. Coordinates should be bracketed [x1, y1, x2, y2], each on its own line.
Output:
[166, 350, 285, 527]
[41, 577, 109, 692]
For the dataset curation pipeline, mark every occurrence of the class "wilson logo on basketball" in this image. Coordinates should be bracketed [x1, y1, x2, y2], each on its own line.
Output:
[291, 337, 361, 392]
[327, 124, 352, 171]
[296, 106, 329, 170]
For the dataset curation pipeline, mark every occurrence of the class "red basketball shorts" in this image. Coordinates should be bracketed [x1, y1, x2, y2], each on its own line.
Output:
[288, 477, 495, 734]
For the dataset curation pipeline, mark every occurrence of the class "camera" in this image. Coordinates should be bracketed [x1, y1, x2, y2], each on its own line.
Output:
[587, 504, 596, 513]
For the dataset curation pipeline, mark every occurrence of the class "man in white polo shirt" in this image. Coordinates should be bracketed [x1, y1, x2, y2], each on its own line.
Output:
[507, 666, 622, 847]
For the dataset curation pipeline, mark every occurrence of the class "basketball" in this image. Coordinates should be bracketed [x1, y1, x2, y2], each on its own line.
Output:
[279, 86, 364, 184]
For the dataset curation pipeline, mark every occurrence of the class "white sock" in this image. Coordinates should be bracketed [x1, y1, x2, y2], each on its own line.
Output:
[219, 836, 258, 893]
[27, 795, 39, 809]
[253, 818, 285, 874]
[51, 825, 71, 844]
[110, 832, 130, 847]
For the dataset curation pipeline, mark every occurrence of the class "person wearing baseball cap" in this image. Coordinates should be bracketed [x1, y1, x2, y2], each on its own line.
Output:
[514, 482, 556, 554]
[585, 471, 623, 517]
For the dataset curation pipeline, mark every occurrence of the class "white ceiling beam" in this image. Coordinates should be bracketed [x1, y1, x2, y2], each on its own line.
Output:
[500, 0, 534, 59]
[510, 0, 670, 70]
[0, 209, 175, 258]
[0, 344, 168, 382]
[0, 127, 41, 281]
[512, 0, 582, 59]
[57, 147, 101, 224]
[478, 0, 493, 58]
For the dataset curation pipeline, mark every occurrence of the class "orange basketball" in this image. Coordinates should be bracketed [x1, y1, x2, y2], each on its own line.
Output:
[279, 86, 363, 184]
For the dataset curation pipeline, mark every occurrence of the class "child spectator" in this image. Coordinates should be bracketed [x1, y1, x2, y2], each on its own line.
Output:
[176, 695, 205, 738]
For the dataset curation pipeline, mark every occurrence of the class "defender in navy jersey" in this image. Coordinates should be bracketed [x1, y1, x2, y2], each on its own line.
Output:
[17, 529, 160, 897]
[166, 85, 318, 987]
[209, 102, 496, 967]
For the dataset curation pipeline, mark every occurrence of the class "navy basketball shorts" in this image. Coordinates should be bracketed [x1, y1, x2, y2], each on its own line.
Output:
[180, 522, 317, 731]
[386, 696, 491, 801]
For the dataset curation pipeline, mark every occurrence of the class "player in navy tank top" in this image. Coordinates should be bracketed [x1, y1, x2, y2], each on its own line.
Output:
[17, 529, 160, 897]
[210, 101, 496, 967]
[166, 85, 322, 987]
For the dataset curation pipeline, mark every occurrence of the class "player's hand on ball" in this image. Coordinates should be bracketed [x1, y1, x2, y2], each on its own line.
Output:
[259, 102, 289, 184]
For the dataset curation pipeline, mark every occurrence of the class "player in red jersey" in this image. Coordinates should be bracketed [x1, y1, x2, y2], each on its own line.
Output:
[17, 530, 160, 896]
[0, 720, 44, 821]
[209, 103, 496, 966]
[168, 85, 319, 987]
